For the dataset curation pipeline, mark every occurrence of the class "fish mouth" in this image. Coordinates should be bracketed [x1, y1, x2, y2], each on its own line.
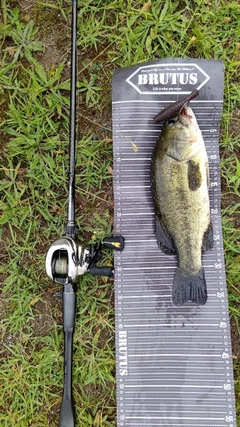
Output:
[180, 104, 192, 118]
[179, 105, 193, 125]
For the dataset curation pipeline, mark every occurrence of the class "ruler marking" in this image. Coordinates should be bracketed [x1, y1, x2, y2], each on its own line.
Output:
[125, 416, 225, 420]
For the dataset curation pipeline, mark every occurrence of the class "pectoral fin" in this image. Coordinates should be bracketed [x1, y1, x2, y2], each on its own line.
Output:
[155, 215, 176, 254]
[202, 220, 214, 251]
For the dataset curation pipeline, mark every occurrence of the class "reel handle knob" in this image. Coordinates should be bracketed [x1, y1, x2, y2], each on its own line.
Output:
[103, 236, 125, 251]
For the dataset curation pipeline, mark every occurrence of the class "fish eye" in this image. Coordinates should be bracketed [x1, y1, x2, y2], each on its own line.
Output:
[167, 117, 178, 126]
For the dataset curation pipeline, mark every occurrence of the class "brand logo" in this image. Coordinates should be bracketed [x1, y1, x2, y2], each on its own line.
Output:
[126, 63, 210, 95]
[118, 330, 128, 376]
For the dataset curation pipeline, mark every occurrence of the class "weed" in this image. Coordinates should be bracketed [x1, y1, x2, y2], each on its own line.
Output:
[221, 156, 240, 196]
[78, 75, 102, 108]
[9, 20, 44, 63]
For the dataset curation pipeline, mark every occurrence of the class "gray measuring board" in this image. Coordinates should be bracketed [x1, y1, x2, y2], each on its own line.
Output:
[112, 58, 236, 427]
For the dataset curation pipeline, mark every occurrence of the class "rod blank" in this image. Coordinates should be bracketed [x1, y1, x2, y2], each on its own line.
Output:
[66, 0, 78, 239]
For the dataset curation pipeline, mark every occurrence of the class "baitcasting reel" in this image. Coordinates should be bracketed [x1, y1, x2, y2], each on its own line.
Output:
[45, 233, 124, 427]
[46, 235, 124, 285]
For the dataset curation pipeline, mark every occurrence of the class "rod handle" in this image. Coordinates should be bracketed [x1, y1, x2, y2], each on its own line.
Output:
[60, 285, 75, 426]
[63, 285, 76, 330]
[59, 398, 75, 427]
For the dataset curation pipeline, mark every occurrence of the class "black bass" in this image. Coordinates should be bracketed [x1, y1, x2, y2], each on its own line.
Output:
[151, 105, 213, 305]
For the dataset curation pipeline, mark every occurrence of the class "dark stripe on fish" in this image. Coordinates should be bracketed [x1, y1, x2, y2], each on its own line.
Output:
[153, 89, 199, 123]
[188, 159, 202, 191]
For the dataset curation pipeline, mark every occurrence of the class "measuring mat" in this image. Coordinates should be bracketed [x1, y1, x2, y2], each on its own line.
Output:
[112, 58, 236, 427]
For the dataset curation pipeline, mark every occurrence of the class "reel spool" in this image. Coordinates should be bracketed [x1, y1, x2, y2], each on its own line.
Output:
[53, 250, 68, 277]
[46, 237, 90, 284]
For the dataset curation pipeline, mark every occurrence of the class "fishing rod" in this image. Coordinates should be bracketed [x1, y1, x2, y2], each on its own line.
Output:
[45, 1, 124, 426]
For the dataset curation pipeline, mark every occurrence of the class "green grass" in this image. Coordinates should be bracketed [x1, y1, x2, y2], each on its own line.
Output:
[0, 0, 240, 425]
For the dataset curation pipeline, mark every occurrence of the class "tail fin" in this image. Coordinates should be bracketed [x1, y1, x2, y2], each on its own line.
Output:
[172, 267, 207, 305]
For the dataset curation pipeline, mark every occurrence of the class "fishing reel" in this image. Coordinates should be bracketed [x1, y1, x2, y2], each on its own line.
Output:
[46, 235, 124, 285]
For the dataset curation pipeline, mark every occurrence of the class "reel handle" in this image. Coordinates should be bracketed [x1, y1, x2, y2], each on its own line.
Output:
[89, 266, 113, 277]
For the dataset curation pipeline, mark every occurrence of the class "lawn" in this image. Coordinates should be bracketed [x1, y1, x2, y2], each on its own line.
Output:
[0, 0, 239, 426]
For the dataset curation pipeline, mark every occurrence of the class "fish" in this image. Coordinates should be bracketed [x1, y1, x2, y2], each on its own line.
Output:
[153, 89, 199, 123]
[151, 105, 213, 305]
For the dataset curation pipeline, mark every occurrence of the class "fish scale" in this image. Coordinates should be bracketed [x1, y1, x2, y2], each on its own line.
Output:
[112, 58, 236, 427]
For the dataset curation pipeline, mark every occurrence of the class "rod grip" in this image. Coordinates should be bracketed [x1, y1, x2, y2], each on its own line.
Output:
[60, 285, 76, 426]
[59, 398, 75, 427]
[63, 285, 76, 330]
